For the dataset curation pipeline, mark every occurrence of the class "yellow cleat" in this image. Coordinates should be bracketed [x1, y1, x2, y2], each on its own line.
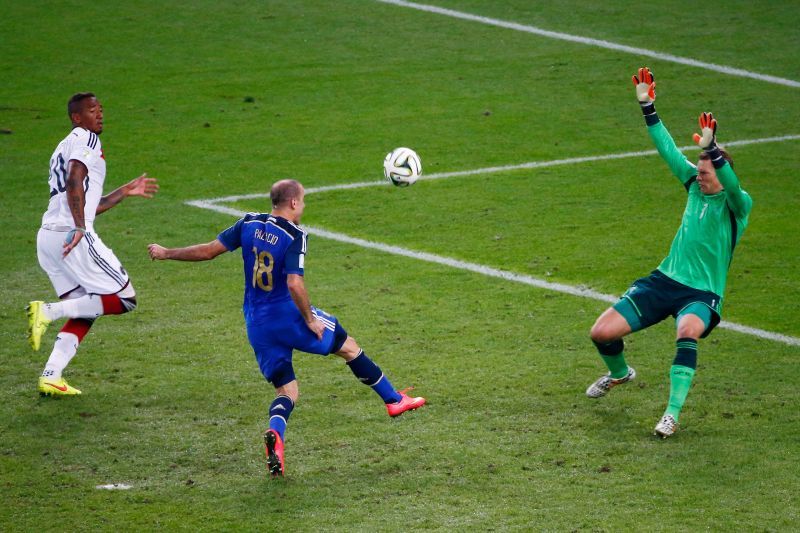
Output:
[26, 301, 51, 351]
[38, 376, 82, 396]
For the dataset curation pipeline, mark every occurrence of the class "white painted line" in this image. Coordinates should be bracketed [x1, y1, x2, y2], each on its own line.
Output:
[306, 228, 800, 348]
[184, 135, 800, 347]
[199, 134, 800, 202]
[723, 134, 800, 147]
[308, 225, 617, 303]
[185, 200, 247, 217]
[95, 483, 133, 490]
[375, 0, 800, 89]
[186, 202, 800, 347]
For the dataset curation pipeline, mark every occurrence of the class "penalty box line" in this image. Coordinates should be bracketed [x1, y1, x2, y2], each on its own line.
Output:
[184, 200, 800, 348]
[185, 137, 800, 347]
[374, 0, 800, 89]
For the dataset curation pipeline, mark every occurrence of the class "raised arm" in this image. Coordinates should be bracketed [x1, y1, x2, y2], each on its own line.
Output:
[97, 173, 159, 215]
[693, 112, 753, 218]
[148, 239, 228, 261]
[633, 67, 697, 186]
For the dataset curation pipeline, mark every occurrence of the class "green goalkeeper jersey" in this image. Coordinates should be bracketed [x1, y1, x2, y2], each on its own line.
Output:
[647, 120, 752, 311]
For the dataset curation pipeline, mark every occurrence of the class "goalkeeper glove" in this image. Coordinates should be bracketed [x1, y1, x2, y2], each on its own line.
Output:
[632, 67, 656, 104]
[692, 112, 717, 149]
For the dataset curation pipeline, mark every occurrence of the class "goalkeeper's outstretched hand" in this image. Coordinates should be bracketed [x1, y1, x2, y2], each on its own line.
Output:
[632, 67, 656, 104]
[692, 112, 718, 149]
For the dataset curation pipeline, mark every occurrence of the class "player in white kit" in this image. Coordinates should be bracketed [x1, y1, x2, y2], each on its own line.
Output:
[28, 92, 158, 396]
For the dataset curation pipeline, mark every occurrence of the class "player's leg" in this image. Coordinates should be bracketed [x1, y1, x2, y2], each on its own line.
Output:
[32, 230, 96, 395]
[334, 333, 426, 417]
[29, 231, 136, 350]
[288, 306, 401, 400]
[29, 228, 78, 351]
[35, 283, 137, 322]
[265, 379, 297, 478]
[590, 306, 633, 376]
[335, 334, 402, 403]
[30, 284, 137, 392]
[655, 304, 711, 438]
[38, 287, 94, 396]
[586, 303, 637, 398]
[587, 273, 676, 399]
[287, 305, 426, 417]
[251, 340, 296, 478]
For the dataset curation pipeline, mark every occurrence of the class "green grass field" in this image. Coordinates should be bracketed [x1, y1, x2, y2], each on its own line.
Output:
[2, 1, 799, 530]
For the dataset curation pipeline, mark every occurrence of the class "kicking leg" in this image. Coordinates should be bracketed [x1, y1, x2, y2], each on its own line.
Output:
[28, 283, 137, 351]
[39, 283, 137, 320]
[336, 335, 425, 417]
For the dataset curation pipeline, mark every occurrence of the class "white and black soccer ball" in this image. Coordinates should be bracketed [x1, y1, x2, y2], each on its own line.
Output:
[383, 147, 422, 187]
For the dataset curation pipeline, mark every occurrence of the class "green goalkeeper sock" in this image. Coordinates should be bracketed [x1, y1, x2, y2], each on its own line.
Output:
[593, 339, 629, 379]
[664, 338, 698, 420]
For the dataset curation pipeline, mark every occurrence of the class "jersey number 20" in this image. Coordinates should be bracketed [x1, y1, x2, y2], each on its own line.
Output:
[252, 247, 274, 291]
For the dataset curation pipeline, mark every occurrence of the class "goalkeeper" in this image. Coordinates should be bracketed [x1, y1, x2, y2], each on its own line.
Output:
[585, 67, 753, 438]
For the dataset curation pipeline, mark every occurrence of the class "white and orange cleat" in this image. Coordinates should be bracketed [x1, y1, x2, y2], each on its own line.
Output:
[654, 414, 678, 439]
[585, 367, 636, 398]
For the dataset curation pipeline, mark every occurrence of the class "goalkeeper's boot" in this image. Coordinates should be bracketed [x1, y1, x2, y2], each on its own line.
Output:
[386, 387, 426, 417]
[264, 429, 285, 477]
[38, 376, 82, 397]
[586, 367, 636, 398]
[27, 301, 52, 351]
[654, 414, 678, 439]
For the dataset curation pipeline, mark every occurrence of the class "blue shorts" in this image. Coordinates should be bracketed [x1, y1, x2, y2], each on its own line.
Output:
[247, 304, 348, 388]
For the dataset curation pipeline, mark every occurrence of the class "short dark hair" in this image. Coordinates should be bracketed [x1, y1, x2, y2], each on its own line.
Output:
[699, 148, 734, 169]
[67, 92, 96, 117]
[270, 179, 303, 208]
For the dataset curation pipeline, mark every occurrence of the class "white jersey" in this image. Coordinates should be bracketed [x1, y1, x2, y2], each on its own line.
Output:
[41, 127, 106, 231]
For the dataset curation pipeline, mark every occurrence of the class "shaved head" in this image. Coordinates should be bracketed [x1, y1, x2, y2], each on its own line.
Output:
[270, 179, 304, 208]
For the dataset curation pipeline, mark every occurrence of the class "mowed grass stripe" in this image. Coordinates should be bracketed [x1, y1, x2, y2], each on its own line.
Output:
[375, 0, 800, 89]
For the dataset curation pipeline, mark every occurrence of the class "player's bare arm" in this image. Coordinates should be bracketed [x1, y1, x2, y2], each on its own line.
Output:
[148, 239, 227, 261]
[62, 159, 88, 257]
[97, 173, 159, 215]
[287, 273, 325, 340]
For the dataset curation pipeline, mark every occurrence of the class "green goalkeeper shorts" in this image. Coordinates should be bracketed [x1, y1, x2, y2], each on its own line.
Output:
[613, 269, 721, 338]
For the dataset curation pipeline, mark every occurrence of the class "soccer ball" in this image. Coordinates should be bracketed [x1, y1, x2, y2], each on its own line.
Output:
[383, 147, 422, 186]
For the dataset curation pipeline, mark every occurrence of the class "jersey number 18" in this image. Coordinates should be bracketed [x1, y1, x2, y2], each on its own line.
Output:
[252, 247, 274, 291]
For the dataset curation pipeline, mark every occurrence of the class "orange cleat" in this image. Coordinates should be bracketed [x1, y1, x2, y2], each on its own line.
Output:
[386, 387, 426, 417]
[264, 429, 285, 477]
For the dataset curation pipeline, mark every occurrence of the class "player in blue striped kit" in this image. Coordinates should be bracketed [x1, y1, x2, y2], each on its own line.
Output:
[148, 179, 425, 476]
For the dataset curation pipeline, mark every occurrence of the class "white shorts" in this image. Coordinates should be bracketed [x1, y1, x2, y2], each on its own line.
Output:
[37, 227, 130, 297]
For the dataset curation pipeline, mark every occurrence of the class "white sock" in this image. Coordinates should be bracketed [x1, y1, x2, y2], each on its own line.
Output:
[44, 294, 104, 320]
[42, 332, 80, 379]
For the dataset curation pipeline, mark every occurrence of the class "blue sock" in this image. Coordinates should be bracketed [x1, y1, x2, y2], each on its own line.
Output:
[268, 395, 294, 440]
[346, 351, 402, 404]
